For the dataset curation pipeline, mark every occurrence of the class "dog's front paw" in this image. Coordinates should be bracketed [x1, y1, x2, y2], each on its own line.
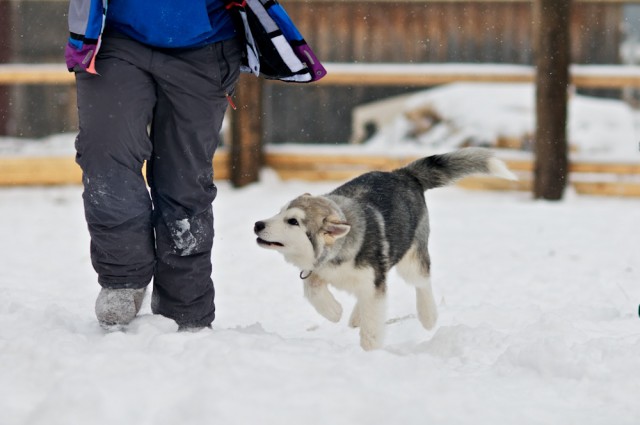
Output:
[359, 329, 383, 351]
[348, 304, 360, 328]
[315, 299, 343, 323]
[304, 281, 343, 323]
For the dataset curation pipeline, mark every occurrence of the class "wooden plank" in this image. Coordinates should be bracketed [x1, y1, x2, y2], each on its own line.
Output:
[265, 153, 640, 176]
[271, 167, 534, 193]
[457, 175, 532, 191]
[213, 151, 231, 181]
[0, 64, 74, 85]
[318, 63, 535, 86]
[264, 152, 402, 168]
[272, 169, 364, 182]
[4, 63, 640, 89]
[503, 159, 534, 172]
[2, 151, 639, 197]
[569, 162, 640, 174]
[5, 151, 635, 185]
[265, 153, 640, 198]
[574, 181, 640, 197]
[0, 152, 230, 186]
[317, 63, 640, 88]
[0, 157, 81, 186]
[495, 158, 640, 174]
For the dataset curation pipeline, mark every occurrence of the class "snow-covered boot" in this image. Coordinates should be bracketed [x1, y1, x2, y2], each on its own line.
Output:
[177, 323, 213, 332]
[95, 287, 146, 329]
[151, 290, 212, 332]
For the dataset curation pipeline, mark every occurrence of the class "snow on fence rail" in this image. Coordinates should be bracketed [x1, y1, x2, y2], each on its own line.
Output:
[4, 63, 640, 88]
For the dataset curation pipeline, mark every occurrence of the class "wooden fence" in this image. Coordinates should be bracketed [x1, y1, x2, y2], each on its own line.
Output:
[2, 147, 639, 197]
[263, 0, 628, 144]
[1, 0, 640, 196]
[5, 62, 640, 88]
[284, 0, 623, 65]
[0, 0, 634, 140]
[262, 150, 640, 197]
[1, 63, 640, 197]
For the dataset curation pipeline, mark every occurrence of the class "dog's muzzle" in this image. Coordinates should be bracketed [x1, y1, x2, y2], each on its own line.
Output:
[254, 221, 284, 247]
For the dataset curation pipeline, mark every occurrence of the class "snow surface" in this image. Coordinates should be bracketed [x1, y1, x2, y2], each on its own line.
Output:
[1, 170, 639, 425]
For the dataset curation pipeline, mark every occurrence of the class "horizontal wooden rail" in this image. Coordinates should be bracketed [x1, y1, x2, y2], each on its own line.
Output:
[317, 63, 640, 89]
[2, 149, 638, 197]
[0, 152, 231, 186]
[0, 64, 73, 85]
[263, 151, 640, 197]
[4, 63, 640, 89]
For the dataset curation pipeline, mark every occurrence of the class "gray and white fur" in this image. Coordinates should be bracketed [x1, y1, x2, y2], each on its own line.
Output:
[254, 148, 516, 350]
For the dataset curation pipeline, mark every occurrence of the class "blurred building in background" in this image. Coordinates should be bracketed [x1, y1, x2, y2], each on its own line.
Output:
[0, 0, 637, 141]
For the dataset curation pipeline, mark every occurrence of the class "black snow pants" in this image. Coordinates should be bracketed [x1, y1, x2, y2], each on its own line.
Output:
[74, 32, 241, 327]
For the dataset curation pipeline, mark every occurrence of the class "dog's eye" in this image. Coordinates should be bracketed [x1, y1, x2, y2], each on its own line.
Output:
[287, 218, 299, 226]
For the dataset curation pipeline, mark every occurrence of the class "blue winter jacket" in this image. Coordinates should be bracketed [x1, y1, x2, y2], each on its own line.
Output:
[66, 0, 235, 73]
[65, 0, 326, 82]
[106, 0, 236, 48]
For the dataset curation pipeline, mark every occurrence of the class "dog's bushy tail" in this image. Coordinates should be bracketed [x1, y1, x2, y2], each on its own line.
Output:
[400, 148, 517, 191]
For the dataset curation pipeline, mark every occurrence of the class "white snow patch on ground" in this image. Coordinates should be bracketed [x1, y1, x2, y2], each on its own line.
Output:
[0, 171, 639, 425]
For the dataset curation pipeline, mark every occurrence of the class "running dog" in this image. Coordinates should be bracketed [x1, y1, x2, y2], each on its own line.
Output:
[254, 148, 516, 350]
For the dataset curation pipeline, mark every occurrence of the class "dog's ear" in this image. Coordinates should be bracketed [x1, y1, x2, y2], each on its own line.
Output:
[322, 214, 350, 242]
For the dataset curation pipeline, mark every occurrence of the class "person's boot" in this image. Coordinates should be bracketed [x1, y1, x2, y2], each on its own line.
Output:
[177, 323, 213, 332]
[151, 289, 212, 332]
[95, 287, 146, 329]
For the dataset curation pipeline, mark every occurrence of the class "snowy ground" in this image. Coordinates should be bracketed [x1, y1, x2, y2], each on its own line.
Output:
[0, 170, 639, 425]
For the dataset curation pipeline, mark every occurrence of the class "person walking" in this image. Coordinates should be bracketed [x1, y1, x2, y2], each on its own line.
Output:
[66, 0, 241, 330]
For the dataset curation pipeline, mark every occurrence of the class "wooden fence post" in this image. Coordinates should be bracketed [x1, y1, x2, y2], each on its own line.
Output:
[534, 0, 571, 200]
[229, 74, 264, 187]
[0, 1, 12, 135]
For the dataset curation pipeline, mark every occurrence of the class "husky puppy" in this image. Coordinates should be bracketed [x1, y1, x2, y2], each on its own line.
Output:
[254, 148, 516, 350]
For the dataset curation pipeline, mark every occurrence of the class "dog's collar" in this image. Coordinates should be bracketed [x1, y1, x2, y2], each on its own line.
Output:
[299, 270, 313, 280]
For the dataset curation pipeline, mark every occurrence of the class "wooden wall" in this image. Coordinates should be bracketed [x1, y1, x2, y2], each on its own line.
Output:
[0, 0, 629, 141]
[285, 1, 622, 65]
[263, 0, 625, 144]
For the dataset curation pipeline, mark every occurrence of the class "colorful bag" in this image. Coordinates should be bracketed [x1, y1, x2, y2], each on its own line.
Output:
[224, 0, 327, 83]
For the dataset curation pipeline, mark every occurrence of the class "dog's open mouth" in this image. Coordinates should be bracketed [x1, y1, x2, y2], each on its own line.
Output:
[256, 237, 284, 248]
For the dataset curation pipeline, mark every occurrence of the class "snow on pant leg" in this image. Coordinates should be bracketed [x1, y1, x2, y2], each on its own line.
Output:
[74, 36, 157, 289]
[147, 39, 242, 326]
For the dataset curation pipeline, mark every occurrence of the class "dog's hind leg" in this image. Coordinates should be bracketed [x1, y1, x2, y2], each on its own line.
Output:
[396, 243, 438, 330]
[303, 274, 343, 323]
